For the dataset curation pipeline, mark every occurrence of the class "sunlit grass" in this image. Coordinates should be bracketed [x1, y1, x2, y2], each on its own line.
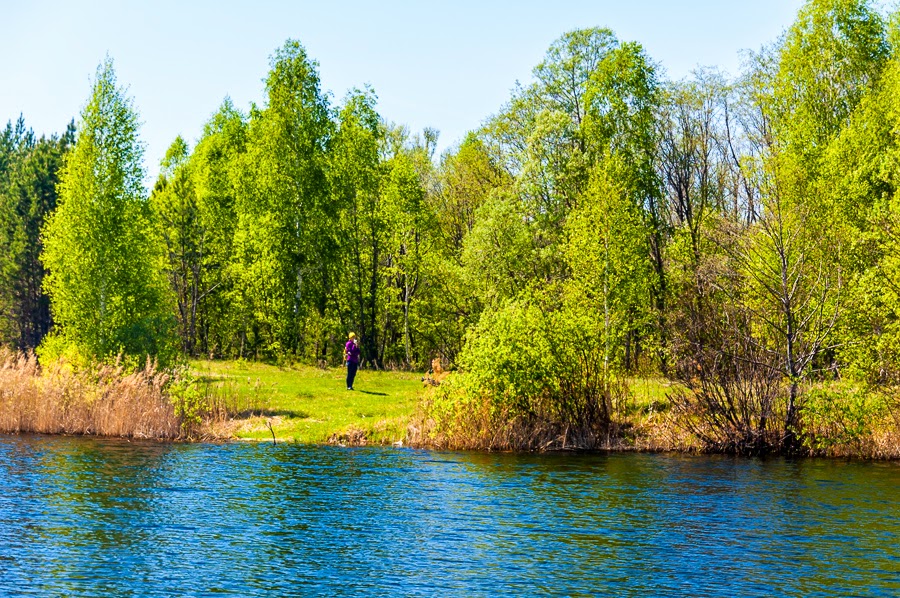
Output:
[192, 359, 424, 444]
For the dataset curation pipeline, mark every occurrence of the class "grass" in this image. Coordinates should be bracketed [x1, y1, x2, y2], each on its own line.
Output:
[0, 349, 181, 439]
[192, 359, 425, 444]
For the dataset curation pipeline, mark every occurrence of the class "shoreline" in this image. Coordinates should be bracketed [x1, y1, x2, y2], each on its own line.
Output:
[2, 355, 898, 460]
[3, 429, 899, 462]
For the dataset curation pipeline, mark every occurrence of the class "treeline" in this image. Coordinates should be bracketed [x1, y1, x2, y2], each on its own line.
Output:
[0, 118, 73, 350]
[420, 0, 900, 454]
[3, 0, 900, 453]
[146, 42, 442, 368]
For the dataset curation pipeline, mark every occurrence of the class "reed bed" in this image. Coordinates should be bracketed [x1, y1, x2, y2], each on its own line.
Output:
[0, 349, 184, 439]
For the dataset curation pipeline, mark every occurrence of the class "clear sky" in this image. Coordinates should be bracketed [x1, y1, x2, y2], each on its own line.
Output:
[3, 0, 804, 182]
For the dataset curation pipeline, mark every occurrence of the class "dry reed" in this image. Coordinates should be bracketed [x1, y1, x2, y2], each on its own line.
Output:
[0, 348, 182, 439]
[409, 389, 633, 452]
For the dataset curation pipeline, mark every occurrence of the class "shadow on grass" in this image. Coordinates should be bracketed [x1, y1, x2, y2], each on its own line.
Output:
[357, 390, 388, 396]
[196, 375, 231, 383]
[232, 408, 310, 419]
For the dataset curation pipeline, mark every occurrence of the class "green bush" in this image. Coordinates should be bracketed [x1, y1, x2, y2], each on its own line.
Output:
[802, 384, 891, 453]
[419, 289, 629, 449]
[168, 367, 207, 435]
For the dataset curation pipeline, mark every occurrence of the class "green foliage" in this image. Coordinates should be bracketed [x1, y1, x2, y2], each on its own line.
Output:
[168, 367, 206, 434]
[232, 40, 333, 358]
[460, 289, 625, 430]
[329, 88, 387, 365]
[802, 384, 892, 452]
[773, 0, 888, 161]
[34, 328, 90, 367]
[41, 58, 176, 365]
[0, 117, 73, 350]
[460, 192, 536, 305]
[567, 159, 655, 370]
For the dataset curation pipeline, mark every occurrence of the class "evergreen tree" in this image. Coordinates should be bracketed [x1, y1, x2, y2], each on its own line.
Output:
[0, 117, 73, 350]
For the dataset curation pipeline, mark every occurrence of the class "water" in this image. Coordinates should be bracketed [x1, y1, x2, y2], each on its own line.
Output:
[0, 435, 898, 596]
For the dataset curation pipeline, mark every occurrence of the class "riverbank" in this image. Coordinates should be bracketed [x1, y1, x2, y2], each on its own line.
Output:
[195, 360, 690, 450]
[1, 352, 897, 458]
[198, 361, 899, 459]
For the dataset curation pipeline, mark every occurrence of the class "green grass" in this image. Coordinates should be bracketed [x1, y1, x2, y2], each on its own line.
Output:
[628, 376, 675, 411]
[191, 359, 425, 444]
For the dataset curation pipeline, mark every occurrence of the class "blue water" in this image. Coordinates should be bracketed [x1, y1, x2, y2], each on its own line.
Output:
[0, 435, 898, 596]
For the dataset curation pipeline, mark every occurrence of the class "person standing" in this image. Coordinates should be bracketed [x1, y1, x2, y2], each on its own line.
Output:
[344, 332, 361, 390]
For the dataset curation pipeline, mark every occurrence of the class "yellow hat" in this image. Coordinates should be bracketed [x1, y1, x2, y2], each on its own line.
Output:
[348, 332, 356, 339]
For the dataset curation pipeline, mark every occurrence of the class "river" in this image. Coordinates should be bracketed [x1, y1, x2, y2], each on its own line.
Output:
[0, 434, 897, 596]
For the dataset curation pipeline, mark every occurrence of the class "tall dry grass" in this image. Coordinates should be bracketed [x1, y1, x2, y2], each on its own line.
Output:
[0, 348, 182, 439]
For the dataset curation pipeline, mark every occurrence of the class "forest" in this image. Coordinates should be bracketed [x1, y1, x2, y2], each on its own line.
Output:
[2, 0, 900, 454]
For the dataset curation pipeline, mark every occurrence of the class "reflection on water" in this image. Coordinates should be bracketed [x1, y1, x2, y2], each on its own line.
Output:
[1, 435, 898, 596]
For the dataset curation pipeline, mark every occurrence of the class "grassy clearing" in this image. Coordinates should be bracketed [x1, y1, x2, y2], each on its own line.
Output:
[193, 360, 424, 444]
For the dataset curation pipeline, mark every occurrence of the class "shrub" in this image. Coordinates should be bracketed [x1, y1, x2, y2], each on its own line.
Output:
[801, 384, 892, 455]
[415, 290, 630, 450]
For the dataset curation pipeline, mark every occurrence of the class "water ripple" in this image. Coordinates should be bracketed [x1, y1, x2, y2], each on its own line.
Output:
[0, 435, 898, 596]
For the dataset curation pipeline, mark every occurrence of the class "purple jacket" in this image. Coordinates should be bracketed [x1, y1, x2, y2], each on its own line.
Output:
[345, 340, 360, 364]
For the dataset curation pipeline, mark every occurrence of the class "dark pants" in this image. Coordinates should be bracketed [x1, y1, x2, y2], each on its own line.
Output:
[346, 361, 358, 389]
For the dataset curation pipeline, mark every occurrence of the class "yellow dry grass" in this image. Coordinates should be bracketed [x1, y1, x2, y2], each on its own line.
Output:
[0, 349, 181, 439]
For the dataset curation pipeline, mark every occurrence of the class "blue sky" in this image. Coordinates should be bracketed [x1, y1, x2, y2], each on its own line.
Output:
[3, 0, 803, 181]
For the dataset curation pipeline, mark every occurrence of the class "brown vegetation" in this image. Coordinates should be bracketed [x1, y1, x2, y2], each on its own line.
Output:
[409, 376, 657, 452]
[421, 358, 450, 387]
[0, 349, 180, 438]
[0, 348, 241, 440]
[410, 371, 900, 458]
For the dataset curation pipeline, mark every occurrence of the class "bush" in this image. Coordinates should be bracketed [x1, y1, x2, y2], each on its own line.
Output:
[801, 384, 892, 454]
[415, 290, 629, 450]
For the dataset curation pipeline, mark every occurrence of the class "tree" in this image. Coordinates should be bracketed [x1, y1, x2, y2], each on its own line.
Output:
[41, 58, 174, 363]
[329, 89, 385, 366]
[666, 0, 890, 453]
[417, 134, 509, 363]
[382, 149, 430, 366]
[233, 40, 333, 358]
[187, 99, 247, 357]
[567, 158, 654, 374]
[150, 137, 203, 355]
[583, 41, 665, 370]
[772, 0, 888, 165]
[0, 117, 74, 350]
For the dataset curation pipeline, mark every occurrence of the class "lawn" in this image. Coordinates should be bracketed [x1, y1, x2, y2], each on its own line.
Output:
[192, 359, 425, 444]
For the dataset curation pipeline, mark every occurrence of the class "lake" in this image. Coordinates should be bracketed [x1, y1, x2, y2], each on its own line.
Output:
[1, 434, 897, 596]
